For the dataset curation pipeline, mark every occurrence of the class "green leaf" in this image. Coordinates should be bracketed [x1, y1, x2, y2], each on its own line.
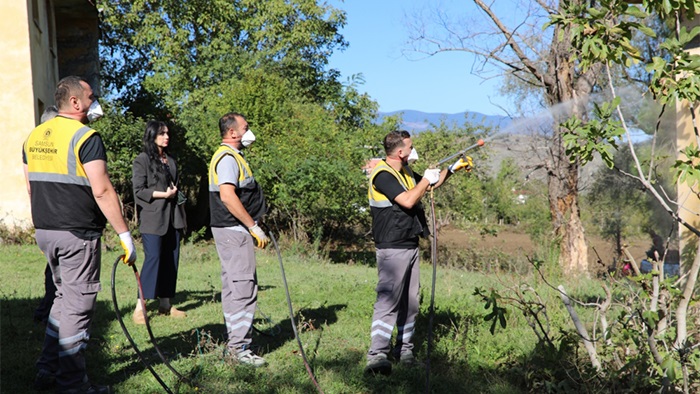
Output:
[642, 310, 660, 327]
[637, 25, 657, 38]
[625, 5, 648, 18]
[661, 356, 677, 381]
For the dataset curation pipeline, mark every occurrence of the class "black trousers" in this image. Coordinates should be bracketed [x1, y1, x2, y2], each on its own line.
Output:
[139, 227, 181, 299]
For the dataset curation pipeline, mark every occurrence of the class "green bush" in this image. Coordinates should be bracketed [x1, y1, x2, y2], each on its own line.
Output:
[0, 223, 35, 245]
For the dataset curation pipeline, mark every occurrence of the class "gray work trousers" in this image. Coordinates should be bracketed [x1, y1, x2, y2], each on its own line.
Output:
[34, 229, 101, 390]
[368, 247, 420, 358]
[212, 227, 258, 352]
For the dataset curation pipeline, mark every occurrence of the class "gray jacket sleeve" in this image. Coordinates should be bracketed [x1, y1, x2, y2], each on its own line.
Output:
[132, 152, 176, 235]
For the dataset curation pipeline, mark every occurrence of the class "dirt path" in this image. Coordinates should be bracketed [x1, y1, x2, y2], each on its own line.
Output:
[437, 225, 651, 270]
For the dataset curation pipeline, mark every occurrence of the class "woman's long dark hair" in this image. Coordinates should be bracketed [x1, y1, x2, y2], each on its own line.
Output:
[143, 120, 172, 184]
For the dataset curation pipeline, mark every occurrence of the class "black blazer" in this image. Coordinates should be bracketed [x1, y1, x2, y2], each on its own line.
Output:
[132, 152, 186, 235]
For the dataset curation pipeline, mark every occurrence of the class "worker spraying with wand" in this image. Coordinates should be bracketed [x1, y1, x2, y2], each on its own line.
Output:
[364, 130, 483, 375]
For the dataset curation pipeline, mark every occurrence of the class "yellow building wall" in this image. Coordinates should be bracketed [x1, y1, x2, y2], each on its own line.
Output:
[0, 1, 55, 230]
[676, 43, 700, 264]
[0, 0, 95, 232]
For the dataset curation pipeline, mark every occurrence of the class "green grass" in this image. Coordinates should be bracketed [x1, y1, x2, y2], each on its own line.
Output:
[1, 241, 605, 393]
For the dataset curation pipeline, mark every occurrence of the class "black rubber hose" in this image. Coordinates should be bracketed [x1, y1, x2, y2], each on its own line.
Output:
[425, 190, 438, 393]
[111, 255, 173, 394]
[263, 225, 325, 394]
[129, 263, 193, 386]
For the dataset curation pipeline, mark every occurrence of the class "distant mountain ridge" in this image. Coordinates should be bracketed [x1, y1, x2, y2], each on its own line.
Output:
[376, 109, 651, 143]
[375, 109, 652, 183]
[376, 110, 510, 132]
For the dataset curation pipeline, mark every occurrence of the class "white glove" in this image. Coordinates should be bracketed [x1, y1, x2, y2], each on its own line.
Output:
[423, 168, 440, 185]
[119, 232, 137, 265]
[248, 223, 270, 249]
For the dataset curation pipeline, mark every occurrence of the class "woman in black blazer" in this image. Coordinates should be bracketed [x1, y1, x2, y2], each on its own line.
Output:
[131, 121, 187, 324]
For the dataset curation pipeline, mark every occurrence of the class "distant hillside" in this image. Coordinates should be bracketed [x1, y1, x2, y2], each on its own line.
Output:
[374, 110, 596, 184]
[377, 110, 651, 143]
[376, 110, 510, 132]
[375, 109, 652, 185]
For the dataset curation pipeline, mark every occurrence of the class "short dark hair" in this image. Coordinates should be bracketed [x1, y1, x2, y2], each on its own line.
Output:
[55, 76, 87, 111]
[383, 130, 411, 156]
[218, 112, 245, 138]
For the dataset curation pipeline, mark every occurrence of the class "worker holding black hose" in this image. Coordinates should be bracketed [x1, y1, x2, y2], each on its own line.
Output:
[208, 112, 269, 367]
[364, 130, 471, 375]
[23, 76, 137, 394]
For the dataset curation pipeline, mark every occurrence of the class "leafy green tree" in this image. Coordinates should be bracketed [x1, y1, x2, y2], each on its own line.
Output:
[584, 146, 654, 262]
[514, 179, 551, 243]
[93, 102, 145, 201]
[97, 0, 383, 241]
[99, 0, 347, 109]
[411, 121, 489, 225]
[484, 158, 521, 225]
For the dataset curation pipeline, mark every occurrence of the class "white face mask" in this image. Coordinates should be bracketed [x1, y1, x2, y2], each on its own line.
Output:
[86, 100, 103, 122]
[407, 148, 419, 164]
[241, 129, 256, 147]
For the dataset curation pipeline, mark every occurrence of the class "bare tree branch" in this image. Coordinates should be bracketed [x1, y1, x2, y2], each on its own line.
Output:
[473, 0, 548, 86]
[559, 285, 602, 372]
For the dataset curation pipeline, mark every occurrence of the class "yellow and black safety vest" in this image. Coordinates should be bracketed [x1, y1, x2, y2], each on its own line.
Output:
[367, 160, 428, 249]
[208, 144, 266, 227]
[23, 116, 106, 234]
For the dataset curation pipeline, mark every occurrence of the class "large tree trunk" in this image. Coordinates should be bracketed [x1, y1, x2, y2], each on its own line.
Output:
[548, 152, 589, 274]
[544, 16, 593, 275]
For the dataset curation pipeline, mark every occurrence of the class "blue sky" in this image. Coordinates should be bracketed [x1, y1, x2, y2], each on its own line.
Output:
[326, 0, 510, 116]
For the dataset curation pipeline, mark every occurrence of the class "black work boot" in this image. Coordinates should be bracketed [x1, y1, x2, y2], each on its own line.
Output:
[364, 353, 392, 375]
[33, 369, 56, 391]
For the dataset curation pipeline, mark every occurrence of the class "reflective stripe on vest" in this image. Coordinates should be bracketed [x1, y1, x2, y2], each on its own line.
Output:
[368, 160, 417, 208]
[24, 117, 95, 187]
[208, 145, 255, 191]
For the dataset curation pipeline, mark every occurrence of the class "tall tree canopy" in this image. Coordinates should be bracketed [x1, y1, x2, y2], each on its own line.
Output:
[97, 0, 384, 240]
